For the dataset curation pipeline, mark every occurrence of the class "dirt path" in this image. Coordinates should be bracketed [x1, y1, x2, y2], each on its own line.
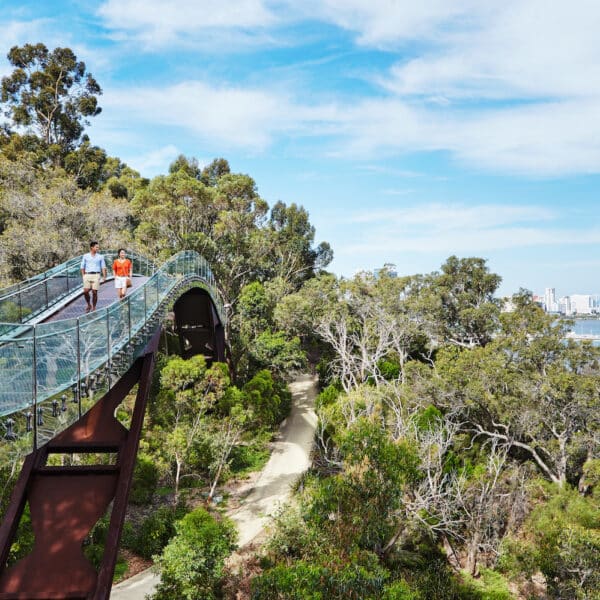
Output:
[110, 373, 318, 599]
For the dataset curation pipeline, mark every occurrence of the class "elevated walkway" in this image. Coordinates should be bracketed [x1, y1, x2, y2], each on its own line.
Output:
[0, 251, 226, 599]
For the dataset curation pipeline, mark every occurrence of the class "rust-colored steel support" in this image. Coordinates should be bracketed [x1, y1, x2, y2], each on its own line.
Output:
[0, 328, 161, 600]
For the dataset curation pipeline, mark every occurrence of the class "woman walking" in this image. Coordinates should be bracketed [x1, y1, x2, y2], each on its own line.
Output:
[112, 249, 133, 300]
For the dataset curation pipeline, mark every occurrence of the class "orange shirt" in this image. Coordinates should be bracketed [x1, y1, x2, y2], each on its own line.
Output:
[112, 258, 132, 278]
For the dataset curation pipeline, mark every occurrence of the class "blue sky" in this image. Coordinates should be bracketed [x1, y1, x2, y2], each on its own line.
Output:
[1, 0, 599, 298]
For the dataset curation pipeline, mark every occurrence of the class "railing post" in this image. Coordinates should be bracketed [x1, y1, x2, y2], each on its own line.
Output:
[76, 317, 82, 418]
[106, 309, 111, 390]
[44, 274, 49, 310]
[18, 290, 23, 324]
[32, 326, 37, 451]
[127, 296, 131, 341]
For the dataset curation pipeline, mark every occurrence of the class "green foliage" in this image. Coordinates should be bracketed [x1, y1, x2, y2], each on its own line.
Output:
[1, 43, 101, 151]
[130, 452, 159, 505]
[153, 508, 237, 600]
[249, 330, 306, 380]
[243, 369, 291, 428]
[126, 505, 183, 560]
[460, 568, 513, 600]
[499, 486, 600, 599]
[413, 404, 443, 431]
[7, 505, 34, 566]
[381, 580, 421, 599]
[315, 383, 342, 410]
[229, 430, 272, 475]
[379, 358, 401, 381]
[581, 458, 600, 496]
[251, 552, 389, 600]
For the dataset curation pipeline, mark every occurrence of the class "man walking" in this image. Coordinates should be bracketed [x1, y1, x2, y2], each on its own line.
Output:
[81, 241, 107, 312]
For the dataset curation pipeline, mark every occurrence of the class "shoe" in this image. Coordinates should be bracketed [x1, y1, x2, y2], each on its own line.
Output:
[85, 306, 91, 313]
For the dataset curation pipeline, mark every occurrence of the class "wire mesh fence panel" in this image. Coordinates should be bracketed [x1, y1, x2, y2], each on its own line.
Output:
[78, 312, 110, 380]
[34, 319, 79, 403]
[0, 329, 35, 417]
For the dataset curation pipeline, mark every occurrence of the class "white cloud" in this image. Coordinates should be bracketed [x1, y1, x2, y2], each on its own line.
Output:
[88, 0, 600, 176]
[125, 144, 180, 176]
[98, 78, 600, 176]
[296, 0, 486, 47]
[97, 0, 277, 46]
[102, 82, 292, 150]
[333, 200, 599, 260]
[380, 1, 600, 100]
[339, 203, 578, 257]
[348, 204, 555, 229]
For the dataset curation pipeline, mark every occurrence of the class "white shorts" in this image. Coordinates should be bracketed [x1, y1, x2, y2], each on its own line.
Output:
[115, 276, 129, 290]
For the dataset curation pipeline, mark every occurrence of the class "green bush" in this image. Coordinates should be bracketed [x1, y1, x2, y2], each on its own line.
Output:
[243, 369, 292, 428]
[251, 553, 389, 600]
[461, 568, 512, 600]
[229, 433, 271, 475]
[498, 486, 600, 599]
[130, 453, 159, 505]
[315, 383, 341, 410]
[7, 505, 34, 566]
[381, 580, 421, 600]
[153, 508, 237, 600]
[127, 506, 182, 560]
[378, 359, 401, 382]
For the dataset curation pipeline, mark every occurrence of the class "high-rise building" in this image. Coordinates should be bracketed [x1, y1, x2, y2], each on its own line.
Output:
[570, 294, 593, 315]
[544, 287, 558, 313]
[558, 296, 571, 315]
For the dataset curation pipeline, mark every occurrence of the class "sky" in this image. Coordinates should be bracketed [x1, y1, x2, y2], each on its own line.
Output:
[1, 0, 599, 298]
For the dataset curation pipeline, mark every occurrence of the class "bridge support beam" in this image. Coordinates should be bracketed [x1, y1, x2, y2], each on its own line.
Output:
[0, 328, 161, 600]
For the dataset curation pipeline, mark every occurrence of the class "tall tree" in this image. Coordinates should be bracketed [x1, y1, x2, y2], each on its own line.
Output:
[414, 256, 502, 349]
[1, 43, 101, 153]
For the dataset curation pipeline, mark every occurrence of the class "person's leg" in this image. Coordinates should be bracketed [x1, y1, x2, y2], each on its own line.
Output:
[83, 286, 91, 311]
[91, 289, 98, 310]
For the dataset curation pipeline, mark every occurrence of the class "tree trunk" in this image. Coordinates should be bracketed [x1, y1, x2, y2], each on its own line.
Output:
[465, 532, 481, 577]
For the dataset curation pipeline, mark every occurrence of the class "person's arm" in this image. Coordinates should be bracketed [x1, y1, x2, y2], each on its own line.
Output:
[81, 256, 86, 276]
[128, 259, 133, 278]
[101, 256, 107, 281]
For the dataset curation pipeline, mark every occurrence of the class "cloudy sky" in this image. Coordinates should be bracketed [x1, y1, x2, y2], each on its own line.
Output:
[1, 0, 599, 297]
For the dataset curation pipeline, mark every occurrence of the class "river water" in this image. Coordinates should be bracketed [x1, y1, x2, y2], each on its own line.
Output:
[568, 317, 600, 346]
[570, 318, 600, 335]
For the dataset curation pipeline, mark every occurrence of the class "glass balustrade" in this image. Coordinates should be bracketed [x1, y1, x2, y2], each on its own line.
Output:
[0, 250, 224, 448]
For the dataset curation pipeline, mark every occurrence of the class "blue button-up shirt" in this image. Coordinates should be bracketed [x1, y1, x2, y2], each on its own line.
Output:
[81, 252, 106, 273]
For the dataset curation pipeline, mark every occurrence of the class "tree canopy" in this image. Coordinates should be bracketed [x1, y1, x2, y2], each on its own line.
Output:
[1, 43, 101, 153]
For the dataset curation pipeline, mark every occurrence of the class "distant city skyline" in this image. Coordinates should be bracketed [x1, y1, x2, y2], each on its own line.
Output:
[1, 1, 599, 298]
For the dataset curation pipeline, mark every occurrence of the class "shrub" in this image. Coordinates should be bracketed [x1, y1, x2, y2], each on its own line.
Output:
[127, 506, 182, 560]
[251, 553, 389, 600]
[130, 452, 159, 505]
[498, 486, 600, 599]
[153, 508, 237, 600]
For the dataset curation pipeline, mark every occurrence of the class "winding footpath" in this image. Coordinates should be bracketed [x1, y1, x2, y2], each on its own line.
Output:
[110, 373, 318, 599]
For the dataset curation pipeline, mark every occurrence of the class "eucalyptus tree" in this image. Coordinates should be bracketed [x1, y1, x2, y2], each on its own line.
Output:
[0, 155, 130, 283]
[436, 292, 600, 488]
[1, 43, 101, 155]
[414, 256, 502, 349]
